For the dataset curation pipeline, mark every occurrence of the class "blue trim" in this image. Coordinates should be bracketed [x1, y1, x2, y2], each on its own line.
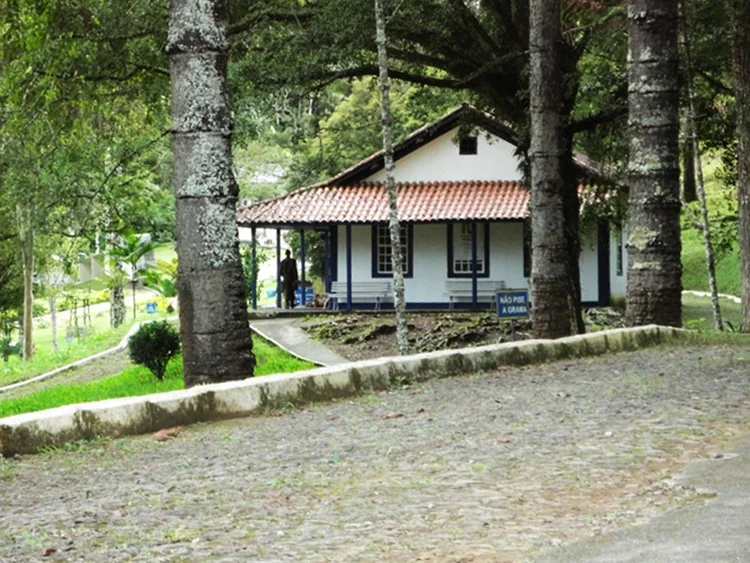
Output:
[597, 221, 611, 306]
[324, 228, 332, 293]
[370, 223, 414, 278]
[251, 227, 257, 310]
[300, 229, 306, 306]
[275, 229, 281, 308]
[330, 225, 338, 282]
[345, 224, 352, 312]
[447, 222, 491, 278]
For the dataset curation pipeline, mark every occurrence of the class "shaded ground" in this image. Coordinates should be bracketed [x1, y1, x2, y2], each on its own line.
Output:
[301, 309, 624, 362]
[2, 343, 750, 561]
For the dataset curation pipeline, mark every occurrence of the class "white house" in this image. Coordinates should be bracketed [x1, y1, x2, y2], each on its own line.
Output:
[237, 105, 627, 310]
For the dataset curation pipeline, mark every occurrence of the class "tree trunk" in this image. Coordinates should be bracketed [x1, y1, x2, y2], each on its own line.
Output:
[166, 0, 255, 386]
[529, 0, 572, 339]
[625, 0, 682, 327]
[681, 4, 722, 330]
[374, 0, 410, 355]
[21, 220, 34, 361]
[110, 282, 125, 328]
[682, 128, 697, 202]
[132, 279, 137, 319]
[49, 295, 58, 352]
[735, 0, 750, 332]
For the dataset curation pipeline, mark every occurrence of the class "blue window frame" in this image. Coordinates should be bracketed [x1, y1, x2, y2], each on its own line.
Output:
[447, 222, 490, 278]
[371, 223, 413, 278]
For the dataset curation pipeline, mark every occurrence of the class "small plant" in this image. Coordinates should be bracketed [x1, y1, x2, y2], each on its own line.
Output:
[127, 321, 181, 380]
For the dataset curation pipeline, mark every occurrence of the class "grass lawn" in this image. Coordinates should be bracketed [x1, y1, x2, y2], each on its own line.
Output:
[682, 228, 741, 297]
[0, 336, 314, 418]
[0, 310, 172, 388]
[682, 293, 744, 332]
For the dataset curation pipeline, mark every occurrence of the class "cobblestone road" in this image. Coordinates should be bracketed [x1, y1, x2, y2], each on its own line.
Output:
[2, 343, 750, 562]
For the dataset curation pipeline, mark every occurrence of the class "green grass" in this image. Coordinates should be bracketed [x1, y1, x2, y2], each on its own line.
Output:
[681, 228, 741, 297]
[682, 293, 744, 332]
[0, 310, 172, 388]
[0, 336, 314, 418]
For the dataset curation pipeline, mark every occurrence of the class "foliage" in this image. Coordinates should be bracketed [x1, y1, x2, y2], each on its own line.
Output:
[127, 321, 181, 380]
[143, 259, 178, 298]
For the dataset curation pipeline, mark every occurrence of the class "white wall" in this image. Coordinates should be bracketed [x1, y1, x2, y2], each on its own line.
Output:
[337, 222, 527, 304]
[579, 229, 599, 304]
[366, 128, 523, 184]
[610, 225, 627, 301]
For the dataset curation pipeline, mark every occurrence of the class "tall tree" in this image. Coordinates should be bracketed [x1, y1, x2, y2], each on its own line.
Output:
[374, 0, 410, 354]
[625, 0, 682, 327]
[529, 0, 572, 338]
[735, 0, 750, 331]
[166, 0, 255, 386]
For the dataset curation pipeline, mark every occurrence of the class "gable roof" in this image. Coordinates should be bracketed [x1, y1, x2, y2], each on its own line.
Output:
[236, 104, 616, 228]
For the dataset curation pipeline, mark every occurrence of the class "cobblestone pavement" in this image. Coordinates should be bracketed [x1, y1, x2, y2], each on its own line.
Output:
[2, 343, 750, 562]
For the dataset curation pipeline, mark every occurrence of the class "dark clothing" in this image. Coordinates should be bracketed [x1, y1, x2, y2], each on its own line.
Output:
[279, 256, 299, 308]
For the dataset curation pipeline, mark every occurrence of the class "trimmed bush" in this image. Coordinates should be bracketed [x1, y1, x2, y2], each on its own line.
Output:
[127, 321, 181, 380]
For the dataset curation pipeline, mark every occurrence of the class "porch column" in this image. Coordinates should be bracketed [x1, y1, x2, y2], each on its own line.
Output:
[300, 229, 307, 306]
[471, 220, 478, 309]
[251, 227, 257, 310]
[275, 229, 281, 308]
[324, 227, 332, 293]
[346, 224, 353, 311]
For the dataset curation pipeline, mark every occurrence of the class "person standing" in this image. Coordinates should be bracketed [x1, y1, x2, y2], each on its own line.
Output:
[279, 250, 299, 309]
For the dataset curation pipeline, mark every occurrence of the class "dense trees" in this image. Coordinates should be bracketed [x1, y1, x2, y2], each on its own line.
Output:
[735, 0, 750, 331]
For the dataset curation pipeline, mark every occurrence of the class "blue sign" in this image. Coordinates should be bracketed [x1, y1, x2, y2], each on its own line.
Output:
[497, 289, 529, 320]
[146, 302, 157, 314]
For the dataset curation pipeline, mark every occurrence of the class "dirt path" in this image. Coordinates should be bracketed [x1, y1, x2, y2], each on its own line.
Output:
[2, 343, 750, 562]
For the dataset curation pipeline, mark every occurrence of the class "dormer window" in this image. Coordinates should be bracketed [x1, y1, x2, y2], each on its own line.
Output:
[459, 136, 478, 155]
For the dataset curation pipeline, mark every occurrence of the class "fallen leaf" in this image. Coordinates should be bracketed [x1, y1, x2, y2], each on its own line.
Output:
[152, 426, 183, 442]
[382, 412, 405, 420]
[416, 408, 426, 414]
[42, 547, 57, 557]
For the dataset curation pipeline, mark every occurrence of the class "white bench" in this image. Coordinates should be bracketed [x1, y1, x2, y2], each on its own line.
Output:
[445, 279, 507, 309]
[326, 281, 393, 310]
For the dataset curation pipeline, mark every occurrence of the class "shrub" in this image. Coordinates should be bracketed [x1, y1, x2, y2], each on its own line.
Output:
[127, 321, 181, 380]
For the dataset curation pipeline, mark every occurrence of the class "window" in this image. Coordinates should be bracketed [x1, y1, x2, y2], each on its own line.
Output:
[448, 222, 490, 277]
[616, 228, 624, 276]
[372, 223, 412, 277]
[459, 136, 478, 155]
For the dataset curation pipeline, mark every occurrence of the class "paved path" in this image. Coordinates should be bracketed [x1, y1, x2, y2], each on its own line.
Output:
[249, 317, 349, 366]
[534, 434, 750, 562]
[3, 344, 750, 562]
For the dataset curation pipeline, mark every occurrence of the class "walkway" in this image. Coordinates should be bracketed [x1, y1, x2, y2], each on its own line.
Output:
[3, 344, 750, 561]
[249, 317, 349, 366]
[534, 434, 750, 562]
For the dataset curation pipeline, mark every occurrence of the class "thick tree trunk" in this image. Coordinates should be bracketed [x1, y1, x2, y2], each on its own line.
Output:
[374, 0, 410, 355]
[625, 0, 682, 327]
[681, 8, 722, 330]
[166, 0, 255, 386]
[735, 0, 750, 331]
[529, 0, 572, 339]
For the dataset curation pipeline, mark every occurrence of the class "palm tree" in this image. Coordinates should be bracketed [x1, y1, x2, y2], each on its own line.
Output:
[107, 231, 156, 320]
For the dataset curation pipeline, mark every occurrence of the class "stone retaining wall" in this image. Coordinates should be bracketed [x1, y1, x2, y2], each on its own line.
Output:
[0, 325, 685, 457]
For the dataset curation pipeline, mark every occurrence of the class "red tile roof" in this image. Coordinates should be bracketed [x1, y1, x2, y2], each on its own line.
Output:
[236, 181, 531, 226]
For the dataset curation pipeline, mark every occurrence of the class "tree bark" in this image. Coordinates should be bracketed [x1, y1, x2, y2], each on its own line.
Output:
[625, 0, 682, 327]
[375, 0, 410, 355]
[681, 5, 722, 330]
[21, 215, 34, 361]
[49, 295, 58, 352]
[529, 0, 572, 339]
[166, 0, 255, 385]
[110, 281, 125, 328]
[735, 0, 750, 331]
